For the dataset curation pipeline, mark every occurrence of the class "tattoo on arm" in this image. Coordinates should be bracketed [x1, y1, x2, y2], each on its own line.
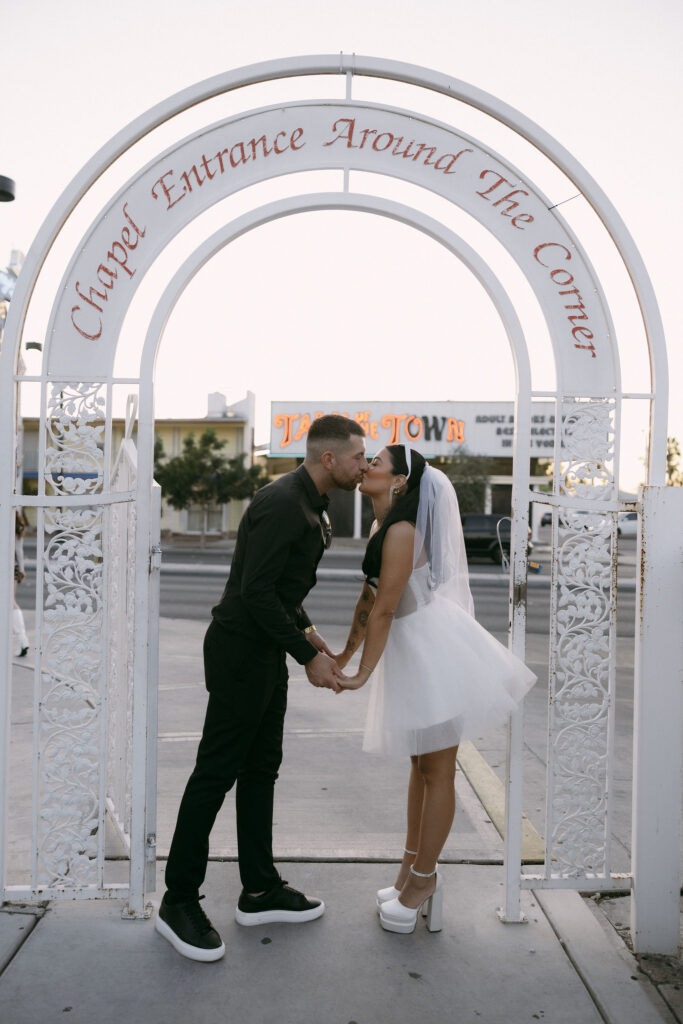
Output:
[343, 587, 373, 658]
[345, 626, 359, 654]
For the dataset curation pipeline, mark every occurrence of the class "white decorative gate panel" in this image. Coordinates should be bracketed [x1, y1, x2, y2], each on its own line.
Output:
[3, 382, 157, 906]
[34, 381, 109, 891]
[544, 398, 619, 883]
[37, 502, 106, 888]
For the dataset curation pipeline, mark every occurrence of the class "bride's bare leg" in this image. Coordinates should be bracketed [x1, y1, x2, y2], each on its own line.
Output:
[399, 745, 458, 908]
[393, 756, 424, 889]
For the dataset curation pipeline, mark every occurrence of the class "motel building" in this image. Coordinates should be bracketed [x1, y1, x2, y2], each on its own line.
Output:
[19, 392, 255, 537]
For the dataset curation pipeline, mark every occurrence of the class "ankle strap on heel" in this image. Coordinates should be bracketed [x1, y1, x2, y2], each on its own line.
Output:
[410, 864, 437, 878]
[404, 848, 418, 856]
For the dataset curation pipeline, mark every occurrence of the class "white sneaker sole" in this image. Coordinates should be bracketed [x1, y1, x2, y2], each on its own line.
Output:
[155, 914, 226, 961]
[235, 901, 325, 926]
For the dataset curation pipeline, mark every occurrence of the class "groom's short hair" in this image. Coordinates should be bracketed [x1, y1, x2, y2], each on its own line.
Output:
[306, 414, 365, 459]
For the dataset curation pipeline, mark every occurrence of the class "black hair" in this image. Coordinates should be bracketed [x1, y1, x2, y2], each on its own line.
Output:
[361, 445, 426, 579]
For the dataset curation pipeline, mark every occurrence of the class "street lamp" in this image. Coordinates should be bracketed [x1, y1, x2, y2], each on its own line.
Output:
[0, 176, 16, 202]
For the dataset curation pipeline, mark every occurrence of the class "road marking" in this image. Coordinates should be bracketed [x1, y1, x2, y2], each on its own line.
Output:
[159, 728, 365, 742]
[158, 733, 202, 742]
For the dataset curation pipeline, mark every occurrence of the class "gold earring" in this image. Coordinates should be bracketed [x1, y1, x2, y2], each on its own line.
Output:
[391, 477, 406, 500]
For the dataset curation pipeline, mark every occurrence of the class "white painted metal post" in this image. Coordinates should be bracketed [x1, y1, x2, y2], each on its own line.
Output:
[0, 498, 15, 897]
[144, 482, 162, 896]
[631, 484, 683, 954]
[353, 486, 362, 540]
[499, 384, 531, 923]
[123, 385, 157, 920]
[0, 363, 18, 899]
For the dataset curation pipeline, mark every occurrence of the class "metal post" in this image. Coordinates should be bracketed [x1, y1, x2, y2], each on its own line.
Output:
[631, 484, 683, 954]
[0, 498, 15, 897]
[0, 361, 18, 899]
[144, 482, 162, 896]
[123, 386, 155, 920]
[353, 486, 362, 539]
[498, 386, 531, 923]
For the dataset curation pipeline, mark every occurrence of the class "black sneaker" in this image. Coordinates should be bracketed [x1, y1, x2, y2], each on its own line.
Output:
[235, 880, 325, 926]
[155, 894, 225, 961]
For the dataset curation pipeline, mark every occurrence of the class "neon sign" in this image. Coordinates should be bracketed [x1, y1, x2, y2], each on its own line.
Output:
[270, 401, 556, 457]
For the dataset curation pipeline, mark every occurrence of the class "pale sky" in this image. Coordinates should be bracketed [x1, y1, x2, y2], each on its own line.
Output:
[2, 0, 681, 490]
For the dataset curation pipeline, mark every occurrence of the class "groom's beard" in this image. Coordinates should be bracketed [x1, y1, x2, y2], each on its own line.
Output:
[333, 475, 364, 492]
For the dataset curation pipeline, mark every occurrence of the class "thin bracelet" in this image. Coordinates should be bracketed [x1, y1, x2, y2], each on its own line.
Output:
[360, 662, 374, 672]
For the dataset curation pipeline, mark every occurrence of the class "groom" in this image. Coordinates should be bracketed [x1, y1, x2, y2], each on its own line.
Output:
[156, 414, 367, 961]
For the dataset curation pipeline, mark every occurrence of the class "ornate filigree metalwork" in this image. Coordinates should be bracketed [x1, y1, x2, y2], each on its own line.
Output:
[547, 399, 617, 877]
[37, 506, 104, 886]
[559, 398, 615, 500]
[45, 382, 105, 496]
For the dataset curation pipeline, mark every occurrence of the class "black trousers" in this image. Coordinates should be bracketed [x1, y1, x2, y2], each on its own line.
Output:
[165, 618, 288, 899]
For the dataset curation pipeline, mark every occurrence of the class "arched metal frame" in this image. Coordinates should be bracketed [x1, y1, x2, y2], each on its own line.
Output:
[133, 193, 534, 919]
[0, 56, 677, 952]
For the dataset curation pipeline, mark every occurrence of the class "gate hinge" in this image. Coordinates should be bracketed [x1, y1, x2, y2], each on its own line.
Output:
[145, 833, 157, 862]
[149, 545, 162, 572]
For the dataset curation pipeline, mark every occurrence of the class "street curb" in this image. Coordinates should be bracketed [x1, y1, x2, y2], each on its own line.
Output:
[536, 890, 677, 1024]
[457, 741, 545, 863]
[60, 560, 634, 589]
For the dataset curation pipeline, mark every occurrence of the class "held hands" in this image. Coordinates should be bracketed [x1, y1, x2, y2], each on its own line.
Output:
[304, 629, 371, 693]
[337, 665, 372, 691]
[327, 649, 369, 689]
[305, 651, 346, 694]
[331, 650, 351, 671]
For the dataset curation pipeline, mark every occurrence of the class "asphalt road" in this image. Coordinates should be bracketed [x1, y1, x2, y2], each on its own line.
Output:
[15, 557, 637, 636]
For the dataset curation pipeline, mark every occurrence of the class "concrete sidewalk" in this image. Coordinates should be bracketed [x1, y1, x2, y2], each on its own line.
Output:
[1, 617, 677, 1023]
[0, 861, 674, 1024]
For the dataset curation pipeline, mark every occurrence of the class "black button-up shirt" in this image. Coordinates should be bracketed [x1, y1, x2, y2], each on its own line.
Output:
[212, 465, 329, 664]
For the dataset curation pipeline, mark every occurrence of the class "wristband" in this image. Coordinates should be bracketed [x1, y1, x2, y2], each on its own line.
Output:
[303, 625, 317, 635]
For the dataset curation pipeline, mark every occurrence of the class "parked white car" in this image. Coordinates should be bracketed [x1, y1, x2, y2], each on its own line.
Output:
[618, 511, 638, 537]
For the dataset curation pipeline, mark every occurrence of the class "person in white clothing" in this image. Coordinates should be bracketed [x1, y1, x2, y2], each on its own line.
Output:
[335, 445, 536, 934]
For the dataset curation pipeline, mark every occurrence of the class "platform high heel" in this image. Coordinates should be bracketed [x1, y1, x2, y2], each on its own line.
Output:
[379, 866, 442, 934]
[376, 849, 417, 910]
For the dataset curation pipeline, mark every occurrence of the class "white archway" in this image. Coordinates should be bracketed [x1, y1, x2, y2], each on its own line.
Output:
[1, 56, 678, 953]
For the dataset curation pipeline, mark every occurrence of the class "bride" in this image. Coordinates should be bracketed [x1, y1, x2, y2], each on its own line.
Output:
[335, 445, 536, 934]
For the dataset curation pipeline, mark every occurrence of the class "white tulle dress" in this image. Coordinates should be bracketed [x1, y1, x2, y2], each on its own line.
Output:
[360, 460, 537, 757]
[362, 562, 537, 756]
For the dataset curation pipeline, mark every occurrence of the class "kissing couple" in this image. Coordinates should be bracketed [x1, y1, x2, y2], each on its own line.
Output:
[155, 414, 536, 960]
